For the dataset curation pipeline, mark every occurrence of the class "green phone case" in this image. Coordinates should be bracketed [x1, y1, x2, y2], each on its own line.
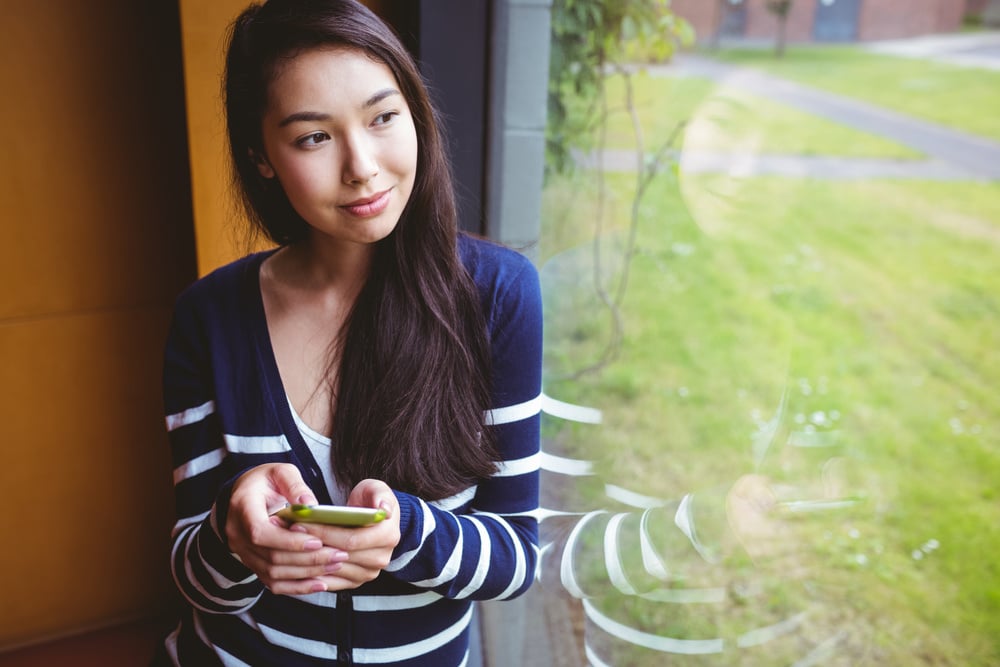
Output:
[274, 504, 387, 527]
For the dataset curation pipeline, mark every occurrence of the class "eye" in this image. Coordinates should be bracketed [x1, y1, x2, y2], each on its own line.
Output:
[296, 131, 330, 148]
[373, 111, 398, 126]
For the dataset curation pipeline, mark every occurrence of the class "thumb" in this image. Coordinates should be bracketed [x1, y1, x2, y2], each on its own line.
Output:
[349, 479, 395, 513]
[269, 463, 318, 506]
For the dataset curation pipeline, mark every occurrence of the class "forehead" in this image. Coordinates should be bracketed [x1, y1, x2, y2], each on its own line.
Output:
[265, 47, 402, 113]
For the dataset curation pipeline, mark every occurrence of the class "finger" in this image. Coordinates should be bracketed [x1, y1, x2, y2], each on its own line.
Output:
[269, 463, 319, 506]
[315, 563, 383, 591]
[256, 548, 350, 583]
[347, 479, 397, 517]
[236, 515, 326, 554]
[266, 577, 329, 596]
[293, 521, 396, 553]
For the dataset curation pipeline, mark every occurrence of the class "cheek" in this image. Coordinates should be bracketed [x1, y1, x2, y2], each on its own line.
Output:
[276, 159, 328, 200]
[400, 130, 419, 185]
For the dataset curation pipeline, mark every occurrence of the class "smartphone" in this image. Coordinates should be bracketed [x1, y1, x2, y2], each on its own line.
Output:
[274, 504, 387, 527]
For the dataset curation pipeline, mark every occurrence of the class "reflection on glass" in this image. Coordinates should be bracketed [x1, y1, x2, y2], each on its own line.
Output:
[538, 21, 998, 667]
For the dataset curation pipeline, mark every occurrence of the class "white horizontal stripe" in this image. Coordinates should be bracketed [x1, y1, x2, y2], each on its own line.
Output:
[223, 433, 292, 454]
[192, 611, 253, 667]
[455, 518, 492, 599]
[537, 542, 554, 581]
[540, 451, 594, 476]
[606, 484, 668, 509]
[171, 526, 258, 614]
[583, 598, 724, 654]
[560, 511, 606, 598]
[605, 513, 637, 595]
[200, 548, 257, 591]
[540, 393, 603, 424]
[674, 494, 717, 563]
[173, 448, 225, 484]
[256, 622, 337, 660]
[189, 530, 261, 610]
[474, 511, 529, 600]
[586, 642, 613, 667]
[386, 499, 435, 572]
[164, 623, 181, 666]
[171, 510, 210, 538]
[430, 486, 476, 511]
[411, 518, 464, 588]
[737, 612, 807, 648]
[354, 604, 473, 663]
[639, 509, 669, 581]
[165, 400, 215, 432]
[355, 590, 443, 611]
[494, 452, 540, 477]
[535, 507, 588, 522]
[483, 394, 541, 425]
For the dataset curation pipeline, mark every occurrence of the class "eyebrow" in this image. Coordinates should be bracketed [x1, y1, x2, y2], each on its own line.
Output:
[278, 88, 402, 128]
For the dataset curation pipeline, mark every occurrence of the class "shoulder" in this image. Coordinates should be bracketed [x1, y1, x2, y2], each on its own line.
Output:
[457, 233, 541, 333]
[173, 251, 272, 312]
[458, 233, 539, 296]
[168, 251, 273, 338]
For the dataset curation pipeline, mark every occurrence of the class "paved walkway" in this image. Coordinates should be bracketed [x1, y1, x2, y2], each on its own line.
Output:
[593, 32, 1000, 181]
[864, 30, 1000, 71]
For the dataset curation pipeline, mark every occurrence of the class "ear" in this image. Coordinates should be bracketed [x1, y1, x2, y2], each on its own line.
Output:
[250, 149, 275, 179]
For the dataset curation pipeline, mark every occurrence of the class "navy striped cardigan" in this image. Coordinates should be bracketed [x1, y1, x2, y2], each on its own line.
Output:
[160, 234, 541, 666]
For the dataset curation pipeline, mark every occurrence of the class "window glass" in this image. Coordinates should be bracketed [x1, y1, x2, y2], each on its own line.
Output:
[538, 4, 999, 666]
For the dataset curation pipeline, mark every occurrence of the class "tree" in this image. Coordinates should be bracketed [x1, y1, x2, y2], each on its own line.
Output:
[547, 0, 692, 376]
[766, 0, 793, 58]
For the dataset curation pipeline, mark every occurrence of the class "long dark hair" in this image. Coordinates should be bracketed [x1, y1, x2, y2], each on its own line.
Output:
[224, 0, 498, 499]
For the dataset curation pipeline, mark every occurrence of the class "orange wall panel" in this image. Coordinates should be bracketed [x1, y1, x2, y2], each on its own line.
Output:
[0, 309, 177, 646]
[0, 0, 195, 650]
[0, 1, 195, 320]
[178, 0, 262, 276]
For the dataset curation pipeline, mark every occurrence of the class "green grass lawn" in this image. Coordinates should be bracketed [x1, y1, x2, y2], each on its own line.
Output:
[539, 41, 1000, 664]
[598, 71, 921, 158]
[539, 170, 1000, 664]
[711, 45, 1000, 142]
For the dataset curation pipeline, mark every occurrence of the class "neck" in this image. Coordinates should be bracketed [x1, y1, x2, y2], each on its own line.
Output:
[284, 236, 375, 297]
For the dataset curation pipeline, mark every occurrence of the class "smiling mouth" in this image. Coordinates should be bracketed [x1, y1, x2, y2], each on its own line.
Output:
[340, 189, 391, 218]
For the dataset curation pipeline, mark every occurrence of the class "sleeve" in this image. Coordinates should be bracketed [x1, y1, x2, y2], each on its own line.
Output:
[162, 289, 266, 615]
[384, 258, 542, 601]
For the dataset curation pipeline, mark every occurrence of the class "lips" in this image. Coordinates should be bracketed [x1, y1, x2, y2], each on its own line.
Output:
[340, 189, 391, 218]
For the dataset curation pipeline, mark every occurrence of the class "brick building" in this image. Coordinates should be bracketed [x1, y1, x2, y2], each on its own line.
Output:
[672, 0, 970, 43]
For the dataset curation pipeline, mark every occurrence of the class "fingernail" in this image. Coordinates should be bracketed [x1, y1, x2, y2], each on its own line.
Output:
[310, 580, 327, 593]
[324, 562, 342, 574]
[298, 494, 317, 505]
[289, 524, 308, 533]
[304, 538, 323, 550]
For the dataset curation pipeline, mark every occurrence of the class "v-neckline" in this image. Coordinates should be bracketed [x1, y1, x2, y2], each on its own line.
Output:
[246, 250, 335, 505]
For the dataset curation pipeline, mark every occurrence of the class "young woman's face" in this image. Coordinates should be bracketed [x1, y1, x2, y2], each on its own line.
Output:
[257, 47, 418, 247]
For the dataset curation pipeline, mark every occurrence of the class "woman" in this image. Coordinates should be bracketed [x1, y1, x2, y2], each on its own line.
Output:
[158, 0, 541, 664]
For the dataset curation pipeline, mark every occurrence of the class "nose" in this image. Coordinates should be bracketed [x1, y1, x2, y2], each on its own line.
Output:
[342, 133, 379, 186]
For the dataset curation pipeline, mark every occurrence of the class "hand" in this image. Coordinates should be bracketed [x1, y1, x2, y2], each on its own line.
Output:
[726, 473, 790, 563]
[225, 463, 349, 595]
[290, 478, 402, 592]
